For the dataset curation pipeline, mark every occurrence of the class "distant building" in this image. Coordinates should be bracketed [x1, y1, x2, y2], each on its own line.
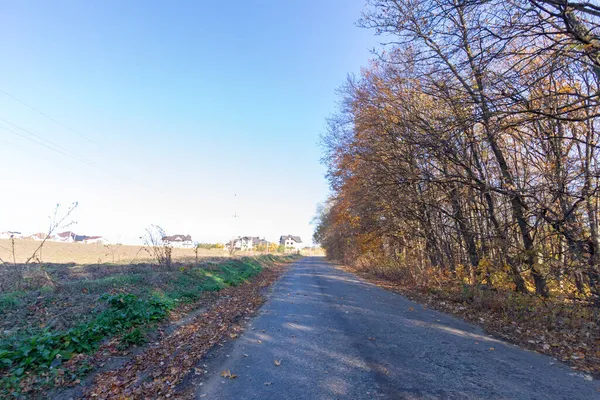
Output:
[279, 235, 302, 251]
[225, 236, 267, 251]
[28, 233, 54, 241]
[56, 231, 106, 244]
[82, 236, 107, 244]
[56, 231, 77, 243]
[0, 231, 22, 239]
[162, 234, 194, 248]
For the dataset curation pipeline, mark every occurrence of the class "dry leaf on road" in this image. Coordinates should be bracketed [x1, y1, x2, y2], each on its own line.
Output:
[221, 370, 237, 379]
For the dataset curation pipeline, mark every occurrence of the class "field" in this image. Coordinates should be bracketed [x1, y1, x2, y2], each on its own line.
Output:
[0, 239, 230, 264]
[0, 239, 301, 397]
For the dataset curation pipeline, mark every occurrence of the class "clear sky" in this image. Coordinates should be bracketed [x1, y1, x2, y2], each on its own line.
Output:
[0, 0, 377, 245]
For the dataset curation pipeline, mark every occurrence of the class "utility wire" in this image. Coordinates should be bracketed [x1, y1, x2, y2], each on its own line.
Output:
[0, 123, 99, 169]
[0, 137, 72, 171]
[0, 120, 166, 196]
[0, 117, 87, 163]
[0, 87, 166, 196]
[0, 86, 98, 146]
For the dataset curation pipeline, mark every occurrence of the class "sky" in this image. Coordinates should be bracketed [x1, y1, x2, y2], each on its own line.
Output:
[0, 0, 377, 245]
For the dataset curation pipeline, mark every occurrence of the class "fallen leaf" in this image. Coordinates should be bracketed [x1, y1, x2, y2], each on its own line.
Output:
[489, 347, 495, 351]
[257, 340, 262, 344]
[368, 337, 376, 341]
[408, 307, 414, 312]
[221, 370, 237, 379]
[274, 360, 281, 366]
[571, 352, 585, 360]
[229, 333, 238, 339]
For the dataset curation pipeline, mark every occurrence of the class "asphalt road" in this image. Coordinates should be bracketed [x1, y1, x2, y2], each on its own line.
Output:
[197, 257, 599, 399]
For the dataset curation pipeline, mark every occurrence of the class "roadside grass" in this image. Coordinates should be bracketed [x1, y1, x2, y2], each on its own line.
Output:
[0, 254, 300, 397]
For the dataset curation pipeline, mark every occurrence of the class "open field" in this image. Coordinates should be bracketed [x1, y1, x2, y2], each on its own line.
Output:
[0, 239, 230, 264]
[0, 240, 301, 397]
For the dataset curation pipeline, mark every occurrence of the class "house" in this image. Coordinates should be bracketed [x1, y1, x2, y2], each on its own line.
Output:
[162, 234, 194, 248]
[56, 231, 76, 243]
[82, 236, 108, 244]
[280, 235, 302, 251]
[0, 231, 22, 239]
[225, 236, 266, 251]
[28, 233, 55, 241]
[56, 231, 106, 244]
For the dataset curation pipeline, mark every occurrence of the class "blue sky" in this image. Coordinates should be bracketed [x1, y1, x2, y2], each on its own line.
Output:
[0, 0, 377, 245]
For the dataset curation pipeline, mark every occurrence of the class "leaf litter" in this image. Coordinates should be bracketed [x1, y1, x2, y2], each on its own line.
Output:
[82, 261, 289, 399]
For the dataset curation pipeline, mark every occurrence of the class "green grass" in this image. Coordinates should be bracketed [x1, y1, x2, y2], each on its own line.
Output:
[0, 291, 26, 311]
[65, 274, 147, 293]
[0, 254, 300, 397]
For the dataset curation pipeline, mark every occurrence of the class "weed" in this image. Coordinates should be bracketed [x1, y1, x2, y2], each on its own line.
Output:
[0, 291, 25, 311]
[0, 293, 172, 380]
[119, 327, 148, 349]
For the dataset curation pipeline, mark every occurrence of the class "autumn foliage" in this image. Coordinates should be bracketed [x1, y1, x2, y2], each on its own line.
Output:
[315, 1, 600, 303]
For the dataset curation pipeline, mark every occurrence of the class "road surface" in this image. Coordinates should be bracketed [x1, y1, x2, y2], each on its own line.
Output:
[197, 257, 599, 399]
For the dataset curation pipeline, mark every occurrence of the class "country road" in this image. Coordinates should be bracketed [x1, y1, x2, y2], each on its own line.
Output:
[197, 257, 599, 399]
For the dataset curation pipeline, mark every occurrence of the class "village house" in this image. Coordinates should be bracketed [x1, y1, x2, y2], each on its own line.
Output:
[28, 233, 55, 241]
[279, 235, 302, 251]
[162, 234, 194, 248]
[225, 236, 267, 251]
[55, 231, 106, 244]
[0, 231, 22, 239]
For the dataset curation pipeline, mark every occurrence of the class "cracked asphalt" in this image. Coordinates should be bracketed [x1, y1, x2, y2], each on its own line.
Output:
[197, 257, 600, 399]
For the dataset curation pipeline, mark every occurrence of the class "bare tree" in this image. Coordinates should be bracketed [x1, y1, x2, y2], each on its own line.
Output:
[141, 225, 173, 268]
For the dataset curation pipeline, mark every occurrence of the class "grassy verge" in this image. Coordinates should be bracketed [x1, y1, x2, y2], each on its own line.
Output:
[0, 254, 300, 397]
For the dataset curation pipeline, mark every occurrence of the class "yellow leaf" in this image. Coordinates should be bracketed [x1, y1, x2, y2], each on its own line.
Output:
[221, 369, 237, 379]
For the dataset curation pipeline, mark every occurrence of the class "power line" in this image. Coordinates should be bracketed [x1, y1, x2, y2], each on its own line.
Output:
[0, 119, 165, 196]
[0, 123, 98, 168]
[0, 86, 98, 146]
[0, 87, 166, 196]
[0, 116, 87, 163]
[0, 137, 72, 171]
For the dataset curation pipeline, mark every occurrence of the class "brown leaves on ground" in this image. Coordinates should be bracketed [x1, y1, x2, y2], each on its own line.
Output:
[220, 370, 237, 379]
[83, 264, 286, 399]
[341, 264, 600, 377]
